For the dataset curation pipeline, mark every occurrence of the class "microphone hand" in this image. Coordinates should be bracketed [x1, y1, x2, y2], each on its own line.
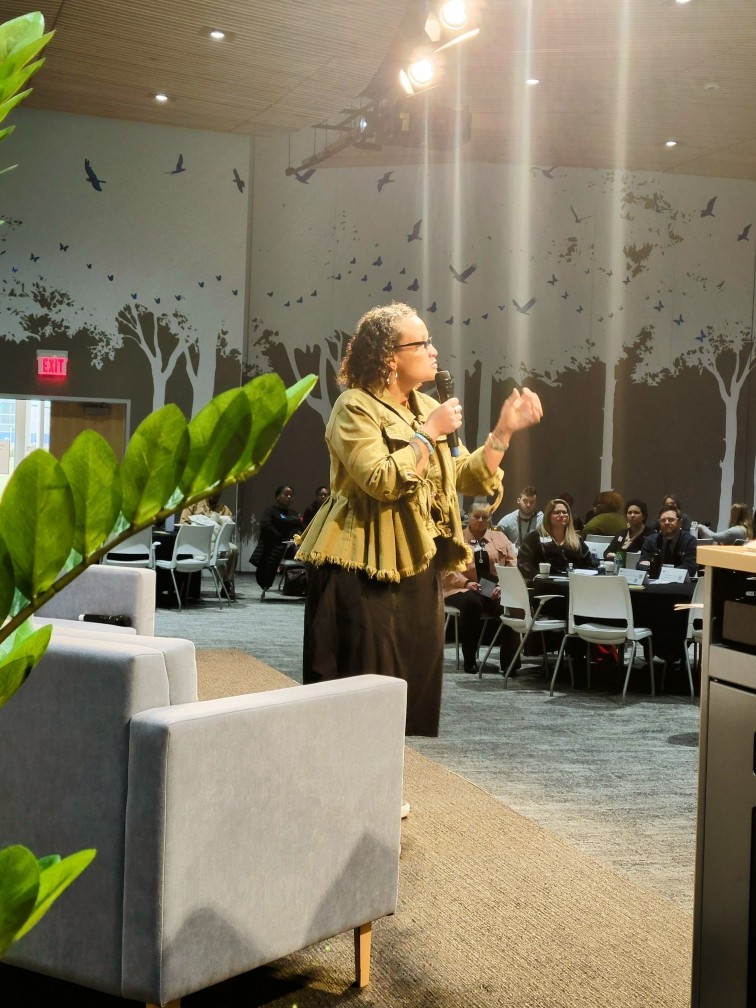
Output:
[424, 397, 462, 439]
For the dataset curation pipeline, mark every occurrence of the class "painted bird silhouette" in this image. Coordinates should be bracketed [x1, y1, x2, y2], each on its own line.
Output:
[531, 165, 558, 178]
[29, 253, 39, 262]
[59, 243, 68, 251]
[737, 224, 751, 241]
[232, 168, 245, 193]
[377, 171, 394, 192]
[570, 205, 592, 223]
[293, 169, 315, 183]
[407, 278, 419, 291]
[445, 316, 454, 325]
[383, 281, 392, 292]
[426, 301, 437, 312]
[84, 158, 105, 191]
[653, 300, 664, 311]
[449, 263, 477, 283]
[167, 154, 186, 175]
[674, 314, 684, 325]
[513, 297, 536, 314]
[696, 330, 707, 342]
[406, 220, 422, 242]
[700, 197, 717, 218]
[547, 273, 557, 285]
[373, 255, 383, 266]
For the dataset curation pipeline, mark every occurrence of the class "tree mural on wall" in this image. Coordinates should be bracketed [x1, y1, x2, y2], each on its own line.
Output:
[246, 319, 350, 424]
[632, 321, 755, 528]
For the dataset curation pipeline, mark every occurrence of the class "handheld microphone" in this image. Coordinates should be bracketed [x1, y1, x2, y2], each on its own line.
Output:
[435, 370, 460, 457]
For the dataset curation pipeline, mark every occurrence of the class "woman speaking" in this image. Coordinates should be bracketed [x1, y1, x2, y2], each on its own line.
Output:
[297, 303, 542, 737]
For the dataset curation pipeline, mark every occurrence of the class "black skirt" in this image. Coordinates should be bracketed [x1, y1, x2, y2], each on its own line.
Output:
[303, 558, 444, 737]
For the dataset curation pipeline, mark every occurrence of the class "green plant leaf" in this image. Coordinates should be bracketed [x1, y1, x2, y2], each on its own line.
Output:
[12, 848, 96, 945]
[0, 88, 32, 127]
[0, 529, 15, 624]
[0, 450, 74, 600]
[0, 59, 43, 104]
[183, 389, 253, 496]
[0, 845, 38, 956]
[0, 622, 51, 708]
[60, 431, 122, 558]
[229, 373, 288, 478]
[0, 12, 44, 61]
[121, 405, 189, 525]
[286, 374, 319, 420]
[0, 127, 14, 146]
[0, 30, 52, 79]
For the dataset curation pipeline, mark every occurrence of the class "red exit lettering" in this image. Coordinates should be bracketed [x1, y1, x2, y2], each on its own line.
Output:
[37, 355, 68, 377]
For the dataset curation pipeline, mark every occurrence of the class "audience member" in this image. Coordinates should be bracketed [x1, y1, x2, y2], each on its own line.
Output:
[696, 503, 752, 544]
[640, 506, 698, 576]
[603, 498, 653, 559]
[180, 493, 237, 598]
[496, 485, 543, 547]
[302, 485, 330, 529]
[581, 490, 626, 537]
[655, 494, 692, 532]
[250, 484, 304, 591]
[442, 502, 517, 675]
[558, 492, 583, 531]
[518, 498, 594, 582]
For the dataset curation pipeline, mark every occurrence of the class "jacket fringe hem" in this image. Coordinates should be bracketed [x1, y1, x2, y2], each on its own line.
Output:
[298, 548, 438, 584]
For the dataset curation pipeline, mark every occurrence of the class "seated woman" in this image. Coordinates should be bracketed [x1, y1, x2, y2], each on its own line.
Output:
[580, 490, 626, 538]
[696, 502, 753, 544]
[442, 502, 517, 675]
[603, 498, 653, 560]
[518, 498, 594, 583]
[251, 485, 304, 592]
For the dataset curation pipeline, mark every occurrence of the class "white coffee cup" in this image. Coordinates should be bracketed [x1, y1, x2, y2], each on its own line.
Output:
[539, 562, 550, 576]
[602, 559, 615, 574]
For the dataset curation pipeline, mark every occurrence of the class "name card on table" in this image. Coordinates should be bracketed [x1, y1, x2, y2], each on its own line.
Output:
[618, 568, 647, 586]
[653, 566, 691, 585]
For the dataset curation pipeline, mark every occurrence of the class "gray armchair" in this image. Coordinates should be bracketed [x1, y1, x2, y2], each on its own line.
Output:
[0, 631, 406, 1006]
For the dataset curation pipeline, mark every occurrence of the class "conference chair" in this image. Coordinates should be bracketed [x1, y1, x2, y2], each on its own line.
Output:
[443, 604, 495, 671]
[203, 520, 236, 607]
[155, 523, 213, 611]
[478, 564, 567, 686]
[662, 573, 705, 699]
[550, 572, 654, 703]
[101, 526, 156, 569]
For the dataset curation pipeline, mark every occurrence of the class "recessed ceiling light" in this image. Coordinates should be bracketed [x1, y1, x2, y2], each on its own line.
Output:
[675, 0, 692, 5]
[209, 29, 226, 40]
[154, 93, 169, 103]
[665, 139, 677, 147]
[703, 82, 720, 91]
[526, 78, 540, 86]
[199, 26, 235, 42]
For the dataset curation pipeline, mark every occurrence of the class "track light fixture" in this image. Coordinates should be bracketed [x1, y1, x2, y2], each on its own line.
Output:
[399, 1, 480, 95]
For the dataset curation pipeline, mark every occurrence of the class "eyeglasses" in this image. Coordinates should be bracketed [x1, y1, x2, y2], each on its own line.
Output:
[551, 510, 569, 516]
[394, 338, 433, 351]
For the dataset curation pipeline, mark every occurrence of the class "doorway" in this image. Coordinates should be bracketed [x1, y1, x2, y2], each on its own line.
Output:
[0, 397, 128, 496]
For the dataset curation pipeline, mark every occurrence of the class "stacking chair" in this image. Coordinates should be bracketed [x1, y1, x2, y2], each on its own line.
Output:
[662, 573, 705, 699]
[550, 571, 654, 703]
[478, 564, 567, 686]
[154, 522, 213, 611]
[101, 526, 156, 568]
[585, 534, 615, 544]
[204, 520, 236, 607]
[443, 604, 495, 671]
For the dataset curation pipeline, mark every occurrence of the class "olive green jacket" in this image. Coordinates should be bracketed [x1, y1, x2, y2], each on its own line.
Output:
[297, 386, 504, 582]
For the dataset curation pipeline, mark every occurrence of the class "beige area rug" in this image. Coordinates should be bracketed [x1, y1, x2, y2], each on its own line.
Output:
[189, 648, 694, 1008]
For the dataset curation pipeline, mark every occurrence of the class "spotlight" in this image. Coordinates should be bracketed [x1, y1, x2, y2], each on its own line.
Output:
[399, 53, 437, 96]
[439, 1, 468, 30]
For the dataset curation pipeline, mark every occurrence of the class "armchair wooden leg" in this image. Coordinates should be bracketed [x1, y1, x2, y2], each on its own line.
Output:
[354, 921, 372, 987]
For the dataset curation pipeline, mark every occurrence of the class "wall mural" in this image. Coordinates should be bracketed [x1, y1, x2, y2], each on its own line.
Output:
[248, 137, 756, 529]
[0, 110, 249, 430]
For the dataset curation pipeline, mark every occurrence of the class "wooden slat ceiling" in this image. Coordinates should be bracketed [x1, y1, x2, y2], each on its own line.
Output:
[1, 0, 755, 179]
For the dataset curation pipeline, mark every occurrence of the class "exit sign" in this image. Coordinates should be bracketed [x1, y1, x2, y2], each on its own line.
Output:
[37, 350, 68, 377]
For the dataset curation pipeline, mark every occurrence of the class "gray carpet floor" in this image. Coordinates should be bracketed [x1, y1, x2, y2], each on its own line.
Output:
[156, 572, 700, 912]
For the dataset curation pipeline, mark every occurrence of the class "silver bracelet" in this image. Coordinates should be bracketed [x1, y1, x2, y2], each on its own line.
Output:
[486, 430, 509, 453]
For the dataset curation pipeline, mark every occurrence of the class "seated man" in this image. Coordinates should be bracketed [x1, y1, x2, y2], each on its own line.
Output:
[443, 502, 517, 675]
[496, 485, 543, 548]
[639, 505, 698, 577]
